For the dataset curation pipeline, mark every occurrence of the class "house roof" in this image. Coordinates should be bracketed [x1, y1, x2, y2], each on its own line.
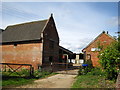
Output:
[82, 31, 116, 51]
[2, 19, 48, 43]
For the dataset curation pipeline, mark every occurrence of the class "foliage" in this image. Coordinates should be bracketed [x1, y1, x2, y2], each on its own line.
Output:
[2, 77, 36, 87]
[72, 71, 115, 88]
[2, 70, 57, 87]
[2, 68, 30, 77]
[98, 41, 120, 80]
[33, 70, 52, 78]
[87, 68, 105, 76]
[78, 60, 93, 75]
[19, 68, 30, 76]
[84, 59, 93, 67]
[97, 41, 103, 50]
[78, 66, 87, 75]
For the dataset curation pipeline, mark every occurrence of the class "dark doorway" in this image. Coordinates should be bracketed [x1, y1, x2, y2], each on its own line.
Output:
[49, 56, 53, 63]
[79, 53, 84, 59]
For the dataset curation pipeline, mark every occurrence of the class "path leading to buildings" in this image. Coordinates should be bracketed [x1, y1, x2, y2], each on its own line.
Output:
[16, 69, 78, 88]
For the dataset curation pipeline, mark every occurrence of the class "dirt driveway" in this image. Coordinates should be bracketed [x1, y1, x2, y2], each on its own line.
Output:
[16, 69, 78, 88]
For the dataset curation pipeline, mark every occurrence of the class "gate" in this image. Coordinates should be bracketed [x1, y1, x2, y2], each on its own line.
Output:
[0, 63, 34, 77]
[51, 63, 79, 75]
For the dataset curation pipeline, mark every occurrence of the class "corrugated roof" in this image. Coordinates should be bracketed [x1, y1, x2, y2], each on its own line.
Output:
[2, 19, 48, 43]
[59, 46, 73, 54]
[0, 29, 4, 33]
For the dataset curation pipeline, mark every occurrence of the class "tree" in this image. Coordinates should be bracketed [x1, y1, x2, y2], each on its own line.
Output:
[98, 40, 120, 80]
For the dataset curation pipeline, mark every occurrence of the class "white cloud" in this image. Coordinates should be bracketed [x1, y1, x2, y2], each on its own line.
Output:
[52, 3, 110, 53]
[1, 2, 117, 53]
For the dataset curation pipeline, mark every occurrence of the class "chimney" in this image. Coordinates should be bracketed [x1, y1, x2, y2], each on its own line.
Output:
[51, 13, 53, 17]
[102, 31, 105, 33]
[107, 31, 108, 34]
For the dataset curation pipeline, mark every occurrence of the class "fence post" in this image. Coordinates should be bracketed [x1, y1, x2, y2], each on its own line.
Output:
[66, 63, 68, 74]
[30, 66, 34, 77]
[32, 67, 34, 77]
[30, 66, 32, 77]
[4, 65, 6, 72]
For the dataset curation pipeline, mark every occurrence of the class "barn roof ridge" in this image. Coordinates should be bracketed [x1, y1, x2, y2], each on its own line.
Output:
[7, 19, 49, 27]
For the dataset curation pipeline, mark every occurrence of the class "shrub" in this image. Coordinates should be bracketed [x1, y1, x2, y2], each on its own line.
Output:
[84, 59, 93, 68]
[33, 70, 51, 78]
[33, 70, 42, 78]
[98, 41, 120, 80]
[19, 68, 30, 76]
[87, 68, 105, 76]
[78, 60, 93, 75]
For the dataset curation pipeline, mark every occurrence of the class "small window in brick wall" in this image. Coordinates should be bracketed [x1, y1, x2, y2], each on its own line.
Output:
[91, 48, 101, 51]
[49, 41, 54, 49]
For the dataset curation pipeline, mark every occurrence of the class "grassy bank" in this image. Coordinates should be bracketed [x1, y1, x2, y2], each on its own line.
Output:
[2, 77, 35, 87]
[2, 72, 57, 87]
[72, 68, 115, 88]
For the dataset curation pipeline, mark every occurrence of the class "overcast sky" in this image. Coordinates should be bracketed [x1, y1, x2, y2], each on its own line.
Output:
[1, 1, 118, 53]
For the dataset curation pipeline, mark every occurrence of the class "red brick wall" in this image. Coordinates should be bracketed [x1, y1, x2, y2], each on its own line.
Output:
[1, 42, 43, 70]
[84, 33, 116, 67]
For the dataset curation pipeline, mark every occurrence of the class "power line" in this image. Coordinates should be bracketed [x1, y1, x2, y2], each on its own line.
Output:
[2, 4, 40, 20]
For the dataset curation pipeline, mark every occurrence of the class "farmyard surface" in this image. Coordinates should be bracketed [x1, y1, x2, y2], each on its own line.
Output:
[16, 69, 78, 88]
[15, 74, 76, 88]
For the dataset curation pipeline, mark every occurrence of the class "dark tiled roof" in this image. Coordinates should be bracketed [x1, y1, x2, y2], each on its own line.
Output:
[2, 19, 48, 43]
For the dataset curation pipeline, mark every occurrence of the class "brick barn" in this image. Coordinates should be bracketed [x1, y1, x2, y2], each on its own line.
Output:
[1, 14, 60, 70]
[82, 31, 116, 67]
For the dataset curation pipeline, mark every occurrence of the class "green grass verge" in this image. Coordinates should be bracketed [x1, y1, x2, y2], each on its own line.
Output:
[72, 69, 115, 88]
[36, 72, 57, 79]
[2, 72, 57, 87]
[2, 78, 36, 87]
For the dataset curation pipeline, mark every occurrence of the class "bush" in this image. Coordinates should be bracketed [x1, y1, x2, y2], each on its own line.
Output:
[87, 68, 105, 76]
[98, 41, 120, 80]
[19, 68, 30, 76]
[33, 70, 42, 78]
[78, 60, 93, 75]
[78, 66, 87, 75]
[2, 68, 31, 77]
[33, 70, 51, 78]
